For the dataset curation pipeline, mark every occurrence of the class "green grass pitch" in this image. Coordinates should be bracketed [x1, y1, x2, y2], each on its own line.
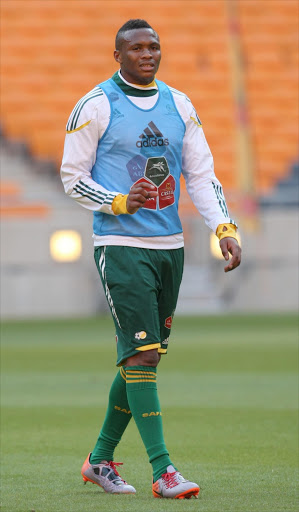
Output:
[1, 314, 298, 512]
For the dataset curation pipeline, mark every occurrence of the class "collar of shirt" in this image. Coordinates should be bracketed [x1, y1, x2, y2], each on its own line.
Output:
[111, 70, 158, 97]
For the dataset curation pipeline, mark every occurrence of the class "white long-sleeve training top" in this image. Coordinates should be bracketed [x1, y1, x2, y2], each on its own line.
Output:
[61, 71, 236, 249]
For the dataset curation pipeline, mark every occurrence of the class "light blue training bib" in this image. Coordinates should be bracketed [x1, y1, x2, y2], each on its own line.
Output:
[92, 78, 186, 237]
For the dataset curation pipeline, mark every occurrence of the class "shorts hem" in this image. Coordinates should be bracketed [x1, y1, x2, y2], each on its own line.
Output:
[136, 343, 161, 352]
[158, 348, 168, 354]
[117, 343, 167, 366]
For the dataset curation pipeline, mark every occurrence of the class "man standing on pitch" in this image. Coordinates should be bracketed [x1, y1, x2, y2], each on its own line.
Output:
[61, 19, 241, 499]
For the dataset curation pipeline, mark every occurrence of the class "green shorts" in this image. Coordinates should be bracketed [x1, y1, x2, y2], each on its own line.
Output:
[94, 245, 184, 366]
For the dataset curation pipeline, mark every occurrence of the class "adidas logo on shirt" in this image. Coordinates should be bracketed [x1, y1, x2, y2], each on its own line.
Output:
[136, 121, 169, 149]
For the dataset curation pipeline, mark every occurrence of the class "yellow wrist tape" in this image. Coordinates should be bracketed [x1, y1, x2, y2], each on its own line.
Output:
[112, 194, 130, 215]
[112, 194, 129, 215]
[216, 223, 238, 241]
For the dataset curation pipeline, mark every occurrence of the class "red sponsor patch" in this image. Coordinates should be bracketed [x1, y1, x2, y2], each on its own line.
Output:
[164, 316, 172, 329]
[158, 175, 175, 210]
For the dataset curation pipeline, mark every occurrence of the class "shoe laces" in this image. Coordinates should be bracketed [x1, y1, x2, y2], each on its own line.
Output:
[107, 461, 123, 476]
[162, 471, 180, 489]
[107, 461, 127, 484]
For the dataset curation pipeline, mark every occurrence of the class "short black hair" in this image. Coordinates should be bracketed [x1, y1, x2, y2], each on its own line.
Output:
[115, 19, 157, 50]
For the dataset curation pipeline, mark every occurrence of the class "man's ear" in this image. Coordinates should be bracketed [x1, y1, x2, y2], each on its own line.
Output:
[114, 50, 121, 64]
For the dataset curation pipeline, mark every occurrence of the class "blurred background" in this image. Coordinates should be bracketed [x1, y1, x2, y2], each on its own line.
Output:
[1, 0, 298, 319]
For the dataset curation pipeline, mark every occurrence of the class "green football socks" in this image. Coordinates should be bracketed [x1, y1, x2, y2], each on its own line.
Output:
[125, 365, 173, 482]
[90, 367, 131, 464]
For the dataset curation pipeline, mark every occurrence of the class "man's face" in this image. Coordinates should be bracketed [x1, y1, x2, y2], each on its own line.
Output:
[114, 28, 161, 85]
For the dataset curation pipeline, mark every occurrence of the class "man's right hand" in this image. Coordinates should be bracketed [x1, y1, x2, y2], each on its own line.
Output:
[126, 182, 158, 214]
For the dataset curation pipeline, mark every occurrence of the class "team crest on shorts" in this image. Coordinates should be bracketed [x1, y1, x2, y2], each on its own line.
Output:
[135, 331, 147, 340]
[164, 316, 172, 329]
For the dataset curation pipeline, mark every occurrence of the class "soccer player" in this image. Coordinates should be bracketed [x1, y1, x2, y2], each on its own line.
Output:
[60, 19, 241, 499]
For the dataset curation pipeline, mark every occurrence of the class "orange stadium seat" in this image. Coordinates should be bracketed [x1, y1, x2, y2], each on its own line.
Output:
[0, 0, 298, 205]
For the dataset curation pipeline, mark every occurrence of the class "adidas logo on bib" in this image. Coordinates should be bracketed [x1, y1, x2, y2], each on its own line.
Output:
[136, 122, 169, 157]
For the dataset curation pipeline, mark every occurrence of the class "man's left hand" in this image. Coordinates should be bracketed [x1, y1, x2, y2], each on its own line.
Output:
[219, 237, 242, 272]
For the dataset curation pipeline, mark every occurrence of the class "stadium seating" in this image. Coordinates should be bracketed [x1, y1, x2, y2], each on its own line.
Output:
[238, 0, 299, 192]
[1, 0, 298, 200]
